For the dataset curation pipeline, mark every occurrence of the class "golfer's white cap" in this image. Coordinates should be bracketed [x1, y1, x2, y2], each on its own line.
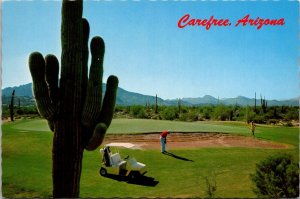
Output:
[167, 130, 170, 132]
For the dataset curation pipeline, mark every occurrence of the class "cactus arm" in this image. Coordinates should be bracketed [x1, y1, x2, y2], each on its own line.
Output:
[29, 52, 56, 120]
[98, 75, 118, 127]
[45, 54, 59, 104]
[45, 55, 59, 131]
[85, 123, 107, 151]
[48, 120, 55, 132]
[81, 18, 90, 98]
[81, 36, 105, 127]
[85, 75, 118, 150]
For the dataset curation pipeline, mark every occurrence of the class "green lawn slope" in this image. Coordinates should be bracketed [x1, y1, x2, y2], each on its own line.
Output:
[2, 118, 298, 198]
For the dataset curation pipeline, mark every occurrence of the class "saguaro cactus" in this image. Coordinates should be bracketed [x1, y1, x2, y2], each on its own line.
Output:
[254, 92, 257, 112]
[155, 94, 158, 114]
[178, 98, 181, 114]
[28, 1, 118, 197]
[260, 95, 267, 113]
[9, 89, 15, 121]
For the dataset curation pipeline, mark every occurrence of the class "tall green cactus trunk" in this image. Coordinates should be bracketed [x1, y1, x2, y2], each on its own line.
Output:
[28, 1, 118, 197]
[155, 94, 158, 114]
[254, 92, 256, 112]
[178, 98, 181, 114]
[9, 89, 15, 122]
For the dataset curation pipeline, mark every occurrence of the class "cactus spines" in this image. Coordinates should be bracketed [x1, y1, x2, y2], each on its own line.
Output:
[81, 37, 105, 127]
[29, 52, 56, 120]
[45, 54, 59, 103]
[28, 1, 118, 197]
[85, 75, 118, 151]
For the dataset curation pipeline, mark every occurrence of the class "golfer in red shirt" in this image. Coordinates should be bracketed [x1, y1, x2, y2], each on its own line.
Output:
[160, 130, 170, 153]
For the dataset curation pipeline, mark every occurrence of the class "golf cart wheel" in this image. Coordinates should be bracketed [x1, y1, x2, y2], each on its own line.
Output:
[99, 167, 107, 176]
[128, 171, 140, 180]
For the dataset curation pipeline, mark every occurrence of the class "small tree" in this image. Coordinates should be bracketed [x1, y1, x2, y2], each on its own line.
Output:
[251, 153, 299, 198]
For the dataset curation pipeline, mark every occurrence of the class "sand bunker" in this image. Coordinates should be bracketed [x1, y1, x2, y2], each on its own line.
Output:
[103, 132, 289, 149]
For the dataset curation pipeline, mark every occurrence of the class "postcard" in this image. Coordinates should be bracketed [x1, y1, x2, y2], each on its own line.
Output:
[2, 1, 298, 198]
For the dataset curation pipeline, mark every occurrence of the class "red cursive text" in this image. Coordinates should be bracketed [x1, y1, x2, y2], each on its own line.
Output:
[235, 14, 285, 30]
[178, 14, 231, 30]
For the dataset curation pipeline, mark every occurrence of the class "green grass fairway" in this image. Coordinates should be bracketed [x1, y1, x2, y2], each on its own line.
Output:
[2, 118, 299, 198]
[13, 118, 256, 135]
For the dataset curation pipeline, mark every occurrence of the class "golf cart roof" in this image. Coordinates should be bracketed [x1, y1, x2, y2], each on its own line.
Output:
[105, 142, 136, 149]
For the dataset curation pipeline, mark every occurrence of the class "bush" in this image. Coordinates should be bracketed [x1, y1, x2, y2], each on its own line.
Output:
[283, 122, 293, 127]
[129, 105, 144, 117]
[253, 115, 266, 124]
[178, 111, 198, 122]
[161, 107, 177, 120]
[284, 108, 299, 121]
[251, 153, 299, 198]
[213, 105, 228, 121]
[136, 109, 147, 119]
[266, 119, 278, 125]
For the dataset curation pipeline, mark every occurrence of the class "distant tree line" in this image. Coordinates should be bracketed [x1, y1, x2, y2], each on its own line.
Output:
[2, 104, 39, 119]
[1, 90, 37, 121]
[2, 94, 298, 125]
[3, 103, 298, 125]
[114, 104, 298, 125]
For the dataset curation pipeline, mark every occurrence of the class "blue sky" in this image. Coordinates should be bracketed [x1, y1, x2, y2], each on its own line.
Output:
[2, 1, 298, 100]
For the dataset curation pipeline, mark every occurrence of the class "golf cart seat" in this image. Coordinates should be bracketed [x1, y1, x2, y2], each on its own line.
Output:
[110, 153, 126, 168]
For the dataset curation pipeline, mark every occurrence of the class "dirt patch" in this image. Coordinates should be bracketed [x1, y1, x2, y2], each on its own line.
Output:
[103, 132, 289, 149]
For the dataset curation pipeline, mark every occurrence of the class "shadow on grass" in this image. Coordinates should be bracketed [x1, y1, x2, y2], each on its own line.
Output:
[103, 174, 159, 187]
[163, 151, 194, 162]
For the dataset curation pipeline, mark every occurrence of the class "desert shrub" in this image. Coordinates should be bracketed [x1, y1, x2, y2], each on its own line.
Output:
[129, 105, 144, 117]
[253, 115, 266, 124]
[178, 113, 188, 121]
[283, 122, 293, 127]
[266, 119, 278, 125]
[179, 106, 188, 114]
[1, 105, 10, 117]
[202, 107, 212, 119]
[178, 111, 198, 122]
[246, 109, 256, 123]
[187, 111, 199, 121]
[284, 108, 299, 121]
[22, 106, 39, 114]
[16, 109, 24, 114]
[213, 105, 229, 121]
[161, 107, 177, 120]
[136, 108, 147, 119]
[114, 105, 124, 113]
[251, 153, 299, 198]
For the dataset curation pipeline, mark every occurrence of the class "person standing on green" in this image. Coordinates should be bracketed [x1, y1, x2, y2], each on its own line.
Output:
[251, 121, 256, 136]
[160, 130, 170, 153]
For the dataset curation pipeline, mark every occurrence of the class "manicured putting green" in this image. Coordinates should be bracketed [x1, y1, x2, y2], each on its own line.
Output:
[12, 118, 252, 135]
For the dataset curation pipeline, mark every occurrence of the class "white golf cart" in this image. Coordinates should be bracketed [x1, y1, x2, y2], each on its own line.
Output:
[99, 143, 147, 180]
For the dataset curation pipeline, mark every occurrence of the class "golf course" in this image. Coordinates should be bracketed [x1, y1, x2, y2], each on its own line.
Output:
[2, 118, 299, 198]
